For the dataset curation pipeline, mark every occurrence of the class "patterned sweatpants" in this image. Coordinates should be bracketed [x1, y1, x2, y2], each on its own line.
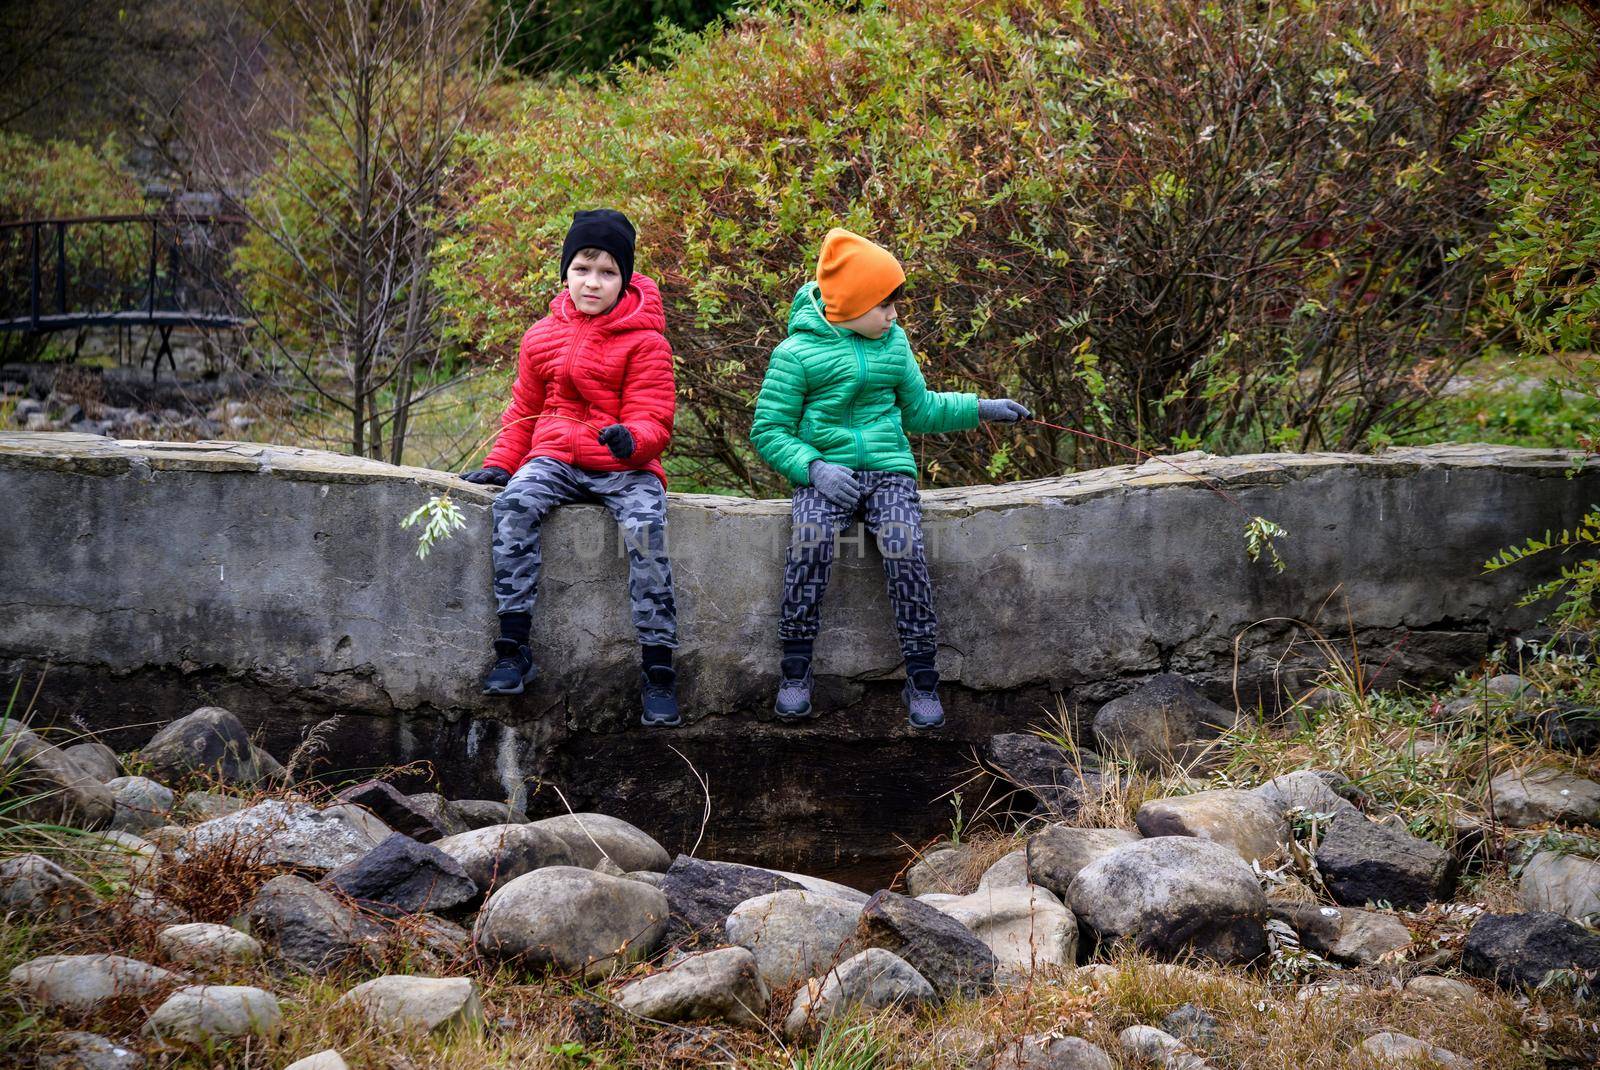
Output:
[491, 457, 678, 647]
[779, 470, 937, 662]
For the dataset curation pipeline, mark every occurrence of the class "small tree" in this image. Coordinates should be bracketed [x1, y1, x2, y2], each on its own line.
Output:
[186, 0, 510, 463]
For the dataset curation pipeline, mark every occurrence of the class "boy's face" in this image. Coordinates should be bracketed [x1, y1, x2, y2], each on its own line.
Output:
[836, 298, 898, 340]
[566, 249, 624, 315]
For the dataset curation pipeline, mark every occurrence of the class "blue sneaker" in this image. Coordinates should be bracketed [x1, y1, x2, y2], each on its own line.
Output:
[482, 639, 537, 695]
[903, 671, 944, 729]
[641, 665, 681, 728]
[774, 657, 815, 722]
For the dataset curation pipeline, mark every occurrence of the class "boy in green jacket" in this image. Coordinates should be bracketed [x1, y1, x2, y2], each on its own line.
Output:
[750, 228, 1030, 728]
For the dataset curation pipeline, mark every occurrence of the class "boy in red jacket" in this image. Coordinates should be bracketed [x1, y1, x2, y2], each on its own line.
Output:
[461, 209, 680, 727]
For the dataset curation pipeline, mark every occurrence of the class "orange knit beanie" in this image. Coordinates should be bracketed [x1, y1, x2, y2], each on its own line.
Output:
[816, 228, 905, 323]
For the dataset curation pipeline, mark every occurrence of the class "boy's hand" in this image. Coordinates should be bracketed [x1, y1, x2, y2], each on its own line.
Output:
[461, 466, 511, 486]
[808, 460, 862, 511]
[597, 424, 636, 460]
[978, 398, 1032, 423]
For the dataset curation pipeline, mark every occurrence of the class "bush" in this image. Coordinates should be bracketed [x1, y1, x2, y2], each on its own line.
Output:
[495, 0, 741, 75]
[439, 0, 1501, 494]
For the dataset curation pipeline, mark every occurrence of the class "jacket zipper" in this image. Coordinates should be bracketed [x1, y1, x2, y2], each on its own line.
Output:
[558, 317, 593, 457]
[848, 335, 868, 470]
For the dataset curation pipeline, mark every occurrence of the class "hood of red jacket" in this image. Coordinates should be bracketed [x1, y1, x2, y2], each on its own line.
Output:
[550, 272, 666, 334]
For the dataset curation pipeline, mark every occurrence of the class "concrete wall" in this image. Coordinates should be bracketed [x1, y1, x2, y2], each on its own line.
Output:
[2, 432, 1593, 884]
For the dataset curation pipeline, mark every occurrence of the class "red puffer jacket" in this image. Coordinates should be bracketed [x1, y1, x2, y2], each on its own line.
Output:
[484, 273, 676, 486]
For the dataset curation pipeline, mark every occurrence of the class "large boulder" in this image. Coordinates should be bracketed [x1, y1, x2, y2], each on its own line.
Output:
[136, 707, 273, 787]
[177, 800, 382, 875]
[659, 855, 802, 945]
[432, 823, 575, 898]
[528, 813, 670, 872]
[336, 975, 483, 1035]
[986, 733, 1114, 818]
[1118, 1026, 1210, 1070]
[905, 843, 982, 897]
[990, 1034, 1116, 1070]
[1353, 1032, 1468, 1069]
[244, 874, 383, 974]
[855, 889, 998, 1000]
[446, 798, 528, 829]
[1134, 789, 1289, 863]
[1026, 825, 1141, 899]
[937, 884, 1078, 979]
[1519, 850, 1600, 922]
[1091, 675, 1238, 769]
[473, 865, 668, 978]
[1461, 911, 1600, 992]
[1489, 768, 1600, 827]
[143, 985, 282, 1044]
[615, 945, 769, 1028]
[1269, 903, 1412, 966]
[782, 948, 933, 1038]
[62, 742, 121, 783]
[333, 780, 459, 842]
[320, 833, 478, 915]
[9, 954, 182, 1016]
[173, 790, 246, 823]
[725, 889, 864, 991]
[0, 853, 101, 922]
[0, 719, 114, 828]
[1253, 770, 1358, 818]
[1066, 836, 1267, 964]
[155, 924, 263, 970]
[105, 776, 175, 834]
[1315, 811, 1455, 909]
[978, 850, 1031, 890]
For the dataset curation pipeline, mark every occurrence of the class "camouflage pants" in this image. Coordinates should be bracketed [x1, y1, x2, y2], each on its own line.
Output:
[491, 456, 678, 648]
[779, 471, 937, 662]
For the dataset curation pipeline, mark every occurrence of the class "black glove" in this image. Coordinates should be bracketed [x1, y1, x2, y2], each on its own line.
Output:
[597, 423, 636, 460]
[461, 466, 511, 486]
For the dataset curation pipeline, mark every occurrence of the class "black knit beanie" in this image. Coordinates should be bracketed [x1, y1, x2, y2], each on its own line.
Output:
[559, 208, 636, 290]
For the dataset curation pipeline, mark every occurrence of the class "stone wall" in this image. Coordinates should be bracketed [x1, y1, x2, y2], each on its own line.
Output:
[2, 432, 1593, 883]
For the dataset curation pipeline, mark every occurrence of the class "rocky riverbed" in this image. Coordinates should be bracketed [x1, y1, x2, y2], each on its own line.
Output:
[2, 653, 1597, 1068]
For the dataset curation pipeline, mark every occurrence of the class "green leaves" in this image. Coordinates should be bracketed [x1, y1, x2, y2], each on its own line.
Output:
[401, 494, 468, 560]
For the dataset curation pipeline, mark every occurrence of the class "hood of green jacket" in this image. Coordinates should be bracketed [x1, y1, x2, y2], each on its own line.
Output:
[785, 281, 901, 347]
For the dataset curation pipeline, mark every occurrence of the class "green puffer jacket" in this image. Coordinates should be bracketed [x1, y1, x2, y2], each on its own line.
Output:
[750, 282, 979, 486]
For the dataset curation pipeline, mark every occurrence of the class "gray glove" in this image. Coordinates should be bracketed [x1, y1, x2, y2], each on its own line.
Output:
[808, 460, 861, 511]
[978, 398, 1032, 423]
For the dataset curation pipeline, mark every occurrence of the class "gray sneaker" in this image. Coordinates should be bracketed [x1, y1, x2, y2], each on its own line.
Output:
[903, 672, 944, 729]
[774, 657, 815, 721]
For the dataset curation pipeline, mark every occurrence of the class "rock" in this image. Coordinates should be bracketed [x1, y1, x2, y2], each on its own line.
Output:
[1537, 702, 1600, 754]
[1402, 975, 1485, 1005]
[408, 914, 474, 966]
[143, 825, 186, 853]
[105, 777, 174, 834]
[283, 1051, 348, 1070]
[333, 780, 457, 842]
[0, 853, 101, 921]
[660, 855, 803, 944]
[244, 874, 383, 974]
[529, 812, 671, 872]
[1066, 836, 1267, 964]
[782, 948, 933, 1038]
[37, 1031, 145, 1070]
[0, 719, 115, 828]
[248, 745, 287, 786]
[978, 849, 1031, 889]
[625, 869, 667, 888]
[63, 742, 121, 782]
[320, 832, 478, 915]
[725, 889, 864, 990]
[112, 889, 188, 927]
[177, 800, 382, 874]
[1315, 810, 1456, 909]
[172, 790, 245, 822]
[406, 792, 469, 838]
[1026, 825, 1141, 899]
[1270, 903, 1412, 965]
[432, 823, 575, 897]
[1485, 673, 1529, 699]
[937, 885, 1078, 979]
[446, 798, 528, 829]
[136, 707, 272, 787]
[155, 924, 263, 969]
[906, 844, 976, 897]
[143, 985, 282, 1044]
[1118, 1025, 1210, 1069]
[1489, 767, 1600, 827]
[316, 802, 395, 845]
[82, 831, 158, 883]
[1091, 674, 1238, 769]
[767, 869, 872, 903]
[1461, 910, 1600, 992]
[855, 889, 998, 1000]
[336, 975, 483, 1034]
[1253, 770, 1358, 818]
[1135, 789, 1289, 863]
[1519, 850, 1600, 921]
[1162, 1004, 1219, 1049]
[986, 733, 1113, 818]
[9, 954, 182, 1016]
[1353, 1032, 1468, 1068]
[473, 865, 668, 978]
[615, 945, 769, 1027]
[990, 1033, 1116, 1070]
